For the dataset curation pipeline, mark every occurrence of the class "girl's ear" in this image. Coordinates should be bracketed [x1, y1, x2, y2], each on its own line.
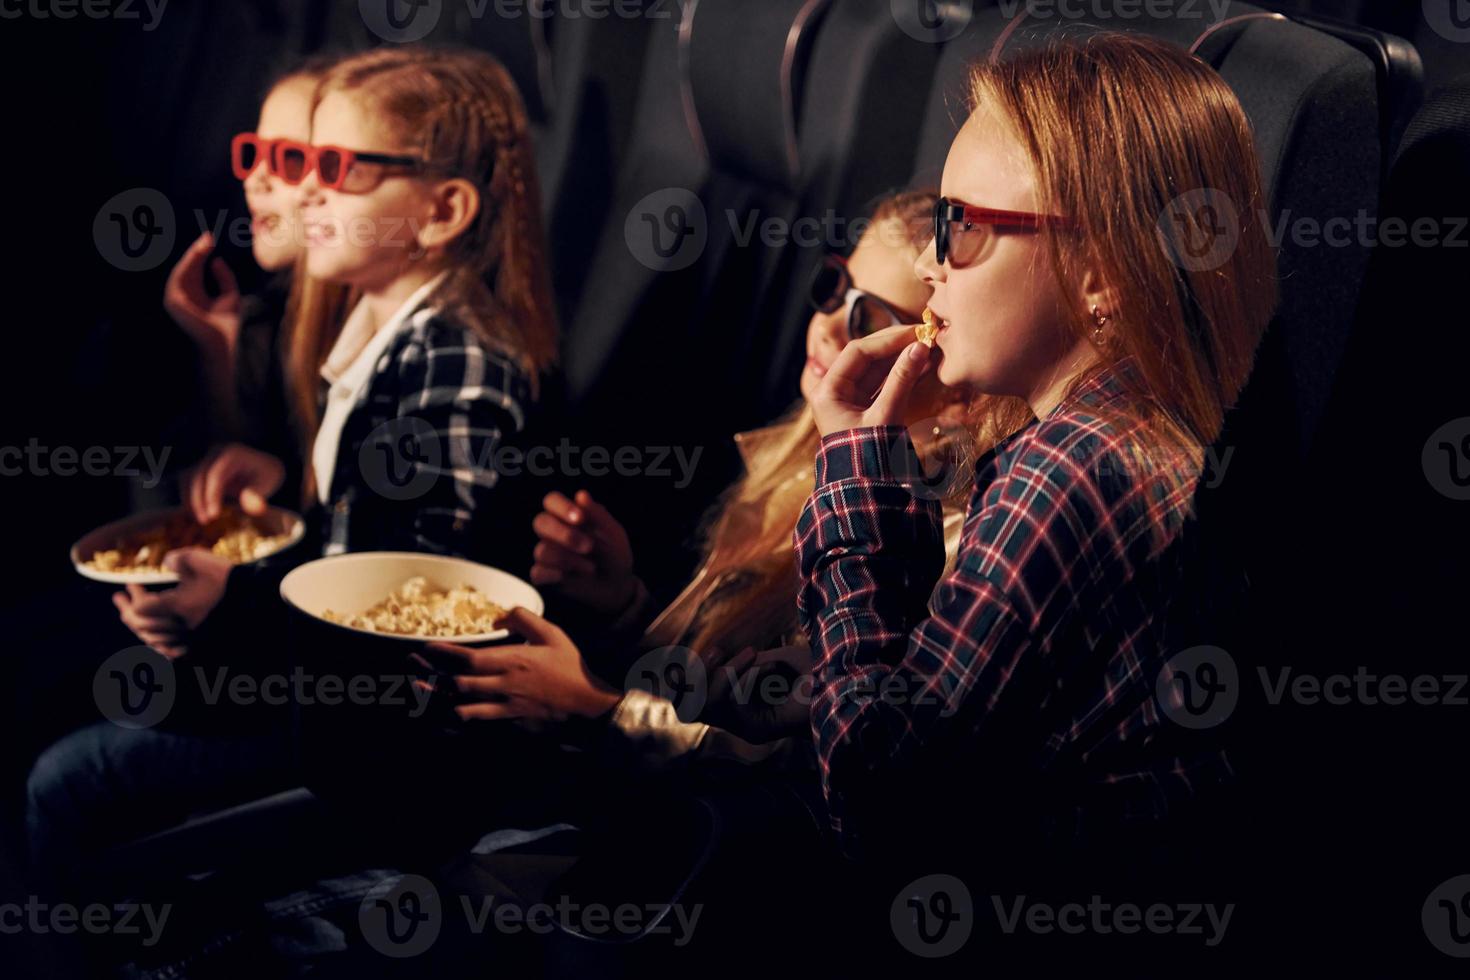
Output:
[1077, 266, 1121, 323]
[416, 178, 482, 252]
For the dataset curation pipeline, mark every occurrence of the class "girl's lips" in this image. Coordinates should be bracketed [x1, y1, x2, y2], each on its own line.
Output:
[303, 220, 336, 245]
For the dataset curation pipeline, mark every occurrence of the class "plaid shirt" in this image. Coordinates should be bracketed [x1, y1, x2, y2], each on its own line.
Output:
[192, 308, 535, 673]
[795, 366, 1230, 856]
[318, 307, 531, 559]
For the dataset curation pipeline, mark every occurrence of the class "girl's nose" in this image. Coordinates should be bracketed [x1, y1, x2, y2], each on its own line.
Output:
[294, 170, 322, 207]
[243, 163, 272, 194]
[810, 309, 847, 360]
[914, 236, 943, 285]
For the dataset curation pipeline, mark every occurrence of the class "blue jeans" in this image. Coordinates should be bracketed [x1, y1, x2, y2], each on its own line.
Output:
[26, 720, 296, 886]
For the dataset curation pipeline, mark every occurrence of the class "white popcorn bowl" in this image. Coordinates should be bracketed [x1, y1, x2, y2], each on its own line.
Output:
[279, 551, 543, 645]
[72, 505, 305, 585]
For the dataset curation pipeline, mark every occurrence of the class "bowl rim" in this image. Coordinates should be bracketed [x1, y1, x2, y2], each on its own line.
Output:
[71, 504, 306, 585]
[277, 551, 543, 644]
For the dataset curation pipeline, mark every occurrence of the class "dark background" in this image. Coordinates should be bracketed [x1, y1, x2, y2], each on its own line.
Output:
[1, 1, 1469, 976]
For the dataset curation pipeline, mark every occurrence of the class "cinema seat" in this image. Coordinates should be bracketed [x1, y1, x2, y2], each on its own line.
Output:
[889, 2, 1422, 949]
[325, 0, 556, 128]
[1273, 70, 1470, 972]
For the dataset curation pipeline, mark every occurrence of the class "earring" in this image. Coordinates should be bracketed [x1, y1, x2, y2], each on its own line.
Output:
[1091, 304, 1112, 343]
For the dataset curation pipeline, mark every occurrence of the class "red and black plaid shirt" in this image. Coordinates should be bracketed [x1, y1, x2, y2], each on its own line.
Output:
[795, 365, 1232, 855]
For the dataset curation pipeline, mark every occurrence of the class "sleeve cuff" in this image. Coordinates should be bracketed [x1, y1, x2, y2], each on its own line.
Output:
[604, 577, 654, 637]
[601, 688, 711, 766]
[814, 426, 919, 488]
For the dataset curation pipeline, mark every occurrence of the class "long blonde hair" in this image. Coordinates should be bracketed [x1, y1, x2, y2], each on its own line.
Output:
[284, 46, 558, 499]
[685, 191, 1028, 657]
[968, 34, 1277, 500]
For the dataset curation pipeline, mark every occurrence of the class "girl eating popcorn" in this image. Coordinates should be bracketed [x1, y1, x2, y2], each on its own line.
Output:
[798, 34, 1278, 872]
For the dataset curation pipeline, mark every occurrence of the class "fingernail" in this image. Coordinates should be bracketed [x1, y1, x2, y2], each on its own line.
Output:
[567, 508, 582, 523]
[908, 343, 928, 361]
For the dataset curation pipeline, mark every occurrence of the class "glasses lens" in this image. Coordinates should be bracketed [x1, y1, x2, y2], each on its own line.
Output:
[851, 295, 898, 339]
[947, 219, 987, 268]
[318, 149, 344, 186]
[809, 260, 845, 313]
[935, 200, 987, 268]
[278, 146, 307, 183]
[234, 139, 259, 177]
[936, 199, 999, 268]
[933, 199, 949, 264]
[847, 298, 870, 339]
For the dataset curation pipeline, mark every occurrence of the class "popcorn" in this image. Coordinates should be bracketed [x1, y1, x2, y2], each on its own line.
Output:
[83, 507, 295, 575]
[916, 308, 939, 348]
[324, 576, 509, 638]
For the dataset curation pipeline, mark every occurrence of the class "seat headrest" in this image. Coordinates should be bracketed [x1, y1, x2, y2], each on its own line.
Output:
[981, 2, 1283, 63]
[681, 0, 832, 190]
[455, 6, 554, 124]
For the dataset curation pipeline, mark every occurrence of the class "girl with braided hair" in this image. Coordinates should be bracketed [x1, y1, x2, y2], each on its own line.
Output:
[29, 47, 560, 892]
[180, 45, 558, 571]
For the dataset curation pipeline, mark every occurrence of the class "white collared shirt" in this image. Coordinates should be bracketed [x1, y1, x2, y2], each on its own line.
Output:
[311, 272, 451, 506]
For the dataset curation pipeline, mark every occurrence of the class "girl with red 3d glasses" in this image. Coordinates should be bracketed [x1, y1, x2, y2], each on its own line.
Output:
[799, 34, 1278, 864]
[29, 47, 557, 887]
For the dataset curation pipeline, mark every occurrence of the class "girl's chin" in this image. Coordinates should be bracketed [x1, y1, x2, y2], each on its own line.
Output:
[305, 252, 360, 282]
[253, 244, 300, 273]
[799, 369, 822, 402]
[935, 359, 961, 388]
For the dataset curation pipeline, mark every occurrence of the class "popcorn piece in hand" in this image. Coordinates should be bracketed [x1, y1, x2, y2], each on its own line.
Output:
[916, 308, 939, 348]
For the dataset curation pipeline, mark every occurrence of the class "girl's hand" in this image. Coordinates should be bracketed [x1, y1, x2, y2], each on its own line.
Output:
[112, 548, 232, 658]
[530, 490, 638, 617]
[809, 324, 935, 438]
[165, 233, 242, 358]
[185, 443, 286, 524]
[428, 608, 622, 722]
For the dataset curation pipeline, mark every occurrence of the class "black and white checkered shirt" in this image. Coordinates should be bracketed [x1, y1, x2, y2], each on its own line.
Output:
[315, 305, 533, 559]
